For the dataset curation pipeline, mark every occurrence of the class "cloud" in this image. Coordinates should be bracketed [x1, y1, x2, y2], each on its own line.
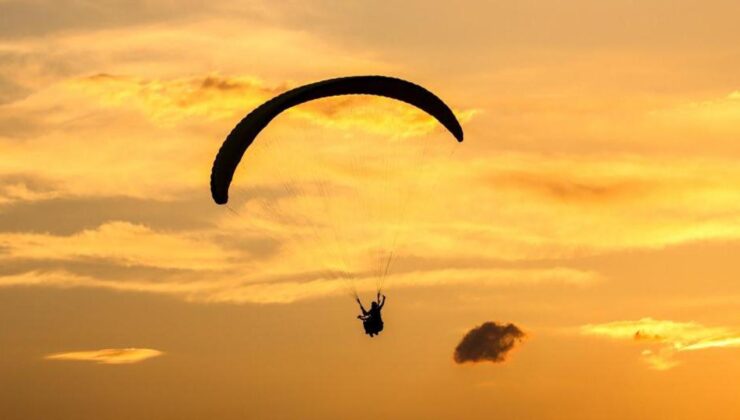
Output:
[0, 194, 218, 234]
[6, 138, 740, 305]
[0, 15, 399, 201]
[67, 73, 283, 125]
[44, 348, 163, 365]
[0, 270, 215, 296]
[581, 318, 740, 370]
[0, 72, 470, 203]
[465, 154, 740, 260]
[0, 75, 29, 104]
[198, 266, 601, 304]
[253, 1, 740, 62]
[454, 322, 526, 364]
[68, 73, 476, 136]
[0, 265, 601, 305]
[0, 221, 239, 271]
[0, 0, 216, 39]
[3, 8, 740, 311]
[0, 173, 62, 204]
[489, 170, 652, 204]
[652, 91, 740, 135]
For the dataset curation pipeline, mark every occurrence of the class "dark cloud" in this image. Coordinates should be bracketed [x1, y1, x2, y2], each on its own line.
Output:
[454, 322, 525, 364]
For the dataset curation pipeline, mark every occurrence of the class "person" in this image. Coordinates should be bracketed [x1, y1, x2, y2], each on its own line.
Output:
[357, 293, 386, 337]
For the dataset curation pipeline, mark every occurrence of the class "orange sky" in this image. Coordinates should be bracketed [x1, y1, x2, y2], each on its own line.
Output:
[2, 1, 740, 419]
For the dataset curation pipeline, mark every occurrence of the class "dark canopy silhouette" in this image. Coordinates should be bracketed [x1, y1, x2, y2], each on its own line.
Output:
[210, 75, 464, 205]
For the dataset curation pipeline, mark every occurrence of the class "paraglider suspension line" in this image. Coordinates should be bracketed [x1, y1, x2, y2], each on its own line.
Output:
[225, 204, 241, 217]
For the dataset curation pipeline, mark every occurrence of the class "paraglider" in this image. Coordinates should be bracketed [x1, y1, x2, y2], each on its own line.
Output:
[357, 293, 386, 337]
[210, 75, 463, 205]
[210, 75, 464, 337]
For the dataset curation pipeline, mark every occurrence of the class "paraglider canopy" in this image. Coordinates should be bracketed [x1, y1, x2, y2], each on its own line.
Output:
[210, 75, 464, 205]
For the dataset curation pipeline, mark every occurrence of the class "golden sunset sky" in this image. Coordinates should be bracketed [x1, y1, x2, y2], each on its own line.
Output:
[2, 1, 740, 419]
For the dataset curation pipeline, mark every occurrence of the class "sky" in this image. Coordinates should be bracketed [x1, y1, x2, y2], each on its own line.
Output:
[1, 1, 740, 419]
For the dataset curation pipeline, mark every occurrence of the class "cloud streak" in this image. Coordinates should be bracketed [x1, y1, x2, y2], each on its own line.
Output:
[45, 348, 164, 365]
[0, 221, 238, 271]
[0, 266, 601, 304]
[69, 73, 477, 136]
[581, 318, 740, 370]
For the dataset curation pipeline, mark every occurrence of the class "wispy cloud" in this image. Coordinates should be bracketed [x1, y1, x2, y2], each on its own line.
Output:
[0, 174, 62, 204]
[45, 348, 164, 365]
[68, 73, 477, 136]
[4, 146, 740, 305]
[0, 221, 238, 271]
[0, 266, 601, 304]
[581, 318, 740, 370]
[198, 266, 602, 304]
[0, 270, 217, 296]
[652, 91, 740, 134]
[67, 74, 284, 125]
[466, 154, 740, 260]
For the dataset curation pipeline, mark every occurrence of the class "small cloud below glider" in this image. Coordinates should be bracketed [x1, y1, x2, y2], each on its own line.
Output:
[581, 318, 740, 370]
[454, 322, 526, 364]
[45, 348, 164, 365]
